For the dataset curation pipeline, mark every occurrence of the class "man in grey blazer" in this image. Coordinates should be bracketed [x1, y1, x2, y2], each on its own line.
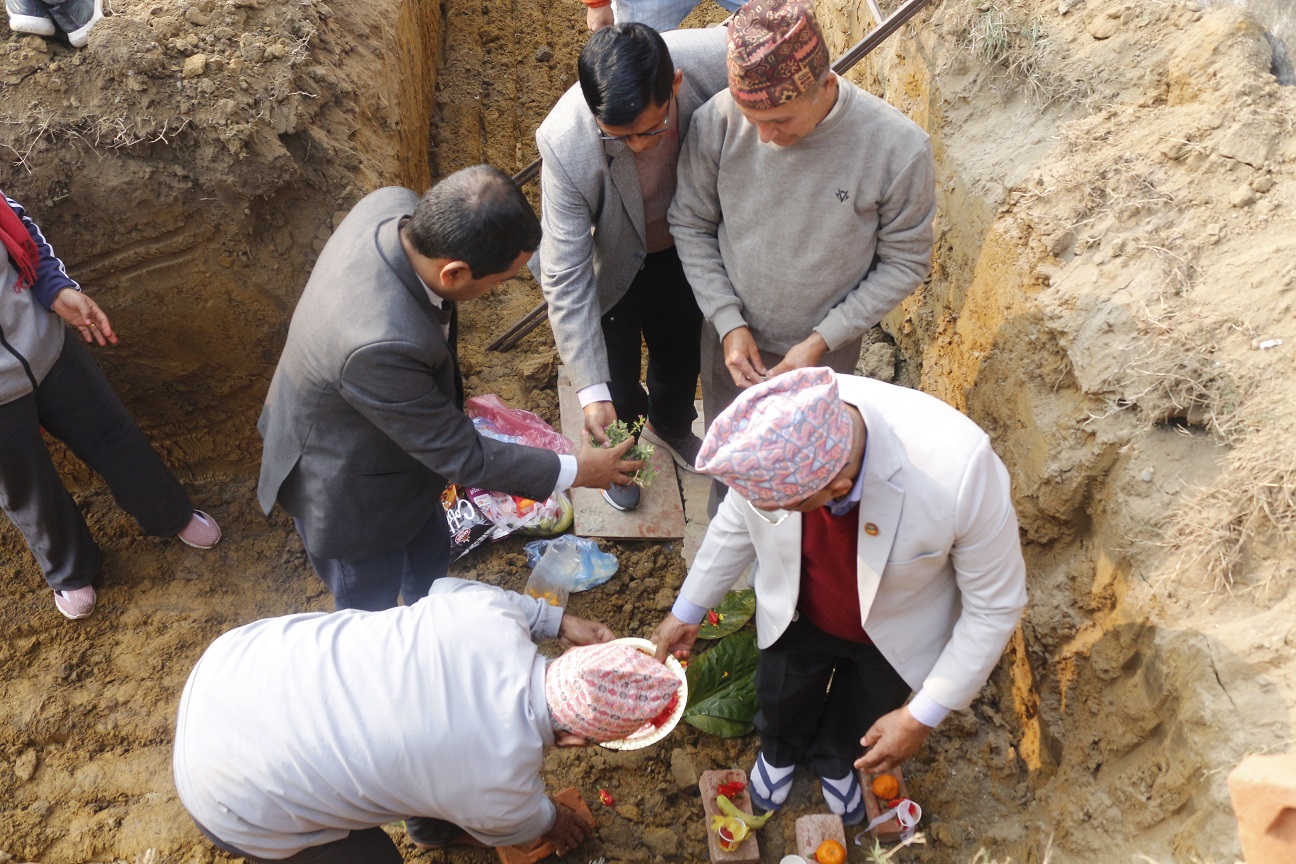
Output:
[258, 166, 640, 611]
[652, 368, 1027, 824]
[532, 23, 728, 512]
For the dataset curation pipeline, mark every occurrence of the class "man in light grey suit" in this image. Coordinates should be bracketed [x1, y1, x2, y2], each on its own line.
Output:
[258, 166, 640, 611]
[532, 23, 728, 512]
[652, 368, 1027, 825]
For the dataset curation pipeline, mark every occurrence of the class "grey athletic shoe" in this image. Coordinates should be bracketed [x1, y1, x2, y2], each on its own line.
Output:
[45, 0, 102, 48]
[602, 483, 641, 512]
[5, 0, 56, 36]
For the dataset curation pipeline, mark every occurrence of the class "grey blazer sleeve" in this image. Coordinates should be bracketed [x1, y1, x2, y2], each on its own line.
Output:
[339, 338, 561, 500]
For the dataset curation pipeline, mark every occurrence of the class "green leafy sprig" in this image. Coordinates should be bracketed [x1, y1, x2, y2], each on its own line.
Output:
[604, 416, 659, 488]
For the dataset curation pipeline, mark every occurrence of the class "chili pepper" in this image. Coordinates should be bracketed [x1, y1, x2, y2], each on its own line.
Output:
[707, 609, 719, 626]
[599, 788, 614, 806]
[717, 781, 746, 799]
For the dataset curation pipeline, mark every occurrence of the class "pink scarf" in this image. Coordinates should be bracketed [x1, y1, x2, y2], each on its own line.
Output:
[1, 196, 40, 293]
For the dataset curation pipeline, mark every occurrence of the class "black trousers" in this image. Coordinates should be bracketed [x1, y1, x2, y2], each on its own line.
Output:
[0, 338, 191, 591]
[755, 616, 912, 779]
[194, 816, 461, 864]
[600, 246, 702, 441]
[295, 503, 451, 611]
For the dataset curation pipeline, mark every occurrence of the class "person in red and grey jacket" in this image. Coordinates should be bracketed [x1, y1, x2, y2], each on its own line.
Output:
[1, 189, 221, 621]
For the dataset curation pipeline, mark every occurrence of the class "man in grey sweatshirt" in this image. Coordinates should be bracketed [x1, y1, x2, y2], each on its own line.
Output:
[669, 0, 937, 451]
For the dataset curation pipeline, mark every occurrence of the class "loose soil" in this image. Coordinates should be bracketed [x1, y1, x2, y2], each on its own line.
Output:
[1, 1, 1294, 863]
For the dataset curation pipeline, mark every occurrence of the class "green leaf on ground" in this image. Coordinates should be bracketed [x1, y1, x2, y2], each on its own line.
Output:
[697, 589, 756, 639]
[683, 629, 760, 738]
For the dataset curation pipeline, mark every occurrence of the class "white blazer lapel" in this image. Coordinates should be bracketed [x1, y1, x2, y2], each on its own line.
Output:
[847, 388, 906, 626]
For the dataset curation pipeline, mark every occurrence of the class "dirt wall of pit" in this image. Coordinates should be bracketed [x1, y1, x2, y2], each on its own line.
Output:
[831, 1, 1296, 860]
[0, 0, 441, 479]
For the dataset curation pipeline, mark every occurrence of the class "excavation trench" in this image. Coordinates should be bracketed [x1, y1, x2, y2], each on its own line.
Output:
[2, 0, 1295, 862]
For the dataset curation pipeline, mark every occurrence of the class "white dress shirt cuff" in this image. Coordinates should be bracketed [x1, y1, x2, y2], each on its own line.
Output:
[577, 383, 612, 407]
[670, 596, 709, 625]
[554, 455, 578, 493]
[906, 691, 950, 728]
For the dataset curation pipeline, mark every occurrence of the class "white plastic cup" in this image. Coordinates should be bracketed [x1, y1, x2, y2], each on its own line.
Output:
[779, 857, 809, 864]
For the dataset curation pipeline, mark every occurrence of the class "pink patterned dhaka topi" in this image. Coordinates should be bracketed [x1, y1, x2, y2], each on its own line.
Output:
[546, 643, 679, 742]
[695, 367, 853, 508]
[726, 0, 830, 110]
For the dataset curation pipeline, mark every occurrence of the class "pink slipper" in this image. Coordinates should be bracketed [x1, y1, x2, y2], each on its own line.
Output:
[54, 585, 97, 620]
[177, 509, 221, 549]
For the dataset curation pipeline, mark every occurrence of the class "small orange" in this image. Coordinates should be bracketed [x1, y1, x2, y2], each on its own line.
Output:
[871, 773, 899, 800]
[814, 839, 847, 864]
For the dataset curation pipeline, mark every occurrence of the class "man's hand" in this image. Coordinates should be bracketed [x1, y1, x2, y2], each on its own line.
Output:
[52, 288, 117, 347]
[557, 613, 616, 648]
[573, 429, 643, 489]
[583, 401, 618, 445]
[767, 332, 829, 378]
[543, 798, 593, 857]
[853, 707, 933, 775]
[585, 3, 613, 30]
[722, 326, 767, 389]
[650, 613, 700, 662]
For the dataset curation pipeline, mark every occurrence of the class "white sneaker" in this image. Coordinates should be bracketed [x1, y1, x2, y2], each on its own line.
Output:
[46, 0, 102, 48]
[6, 0, 56, 36]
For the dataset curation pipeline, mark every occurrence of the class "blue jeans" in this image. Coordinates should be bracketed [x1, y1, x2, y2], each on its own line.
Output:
[612, 0, 742, 32]
[295, 504, 451, 611]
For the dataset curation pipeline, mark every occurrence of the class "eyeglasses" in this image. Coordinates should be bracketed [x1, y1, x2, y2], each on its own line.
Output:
[597, 99, 672, 142]
[746, 498, 792, 527]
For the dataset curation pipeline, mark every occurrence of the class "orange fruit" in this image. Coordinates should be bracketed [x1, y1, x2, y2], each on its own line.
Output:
[815, 839, 846, 864]
[871, 773, 899, 800]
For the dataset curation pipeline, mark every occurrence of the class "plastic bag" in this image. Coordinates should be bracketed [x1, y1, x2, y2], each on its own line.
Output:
[466, 394, 573, 455]
[441, 485, 493, 561]
[464, 395, 574, 540]
[523, 535, 619, 595]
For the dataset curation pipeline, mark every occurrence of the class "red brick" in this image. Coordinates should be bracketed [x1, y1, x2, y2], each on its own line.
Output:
[858, 766, 909, 842]
[1228, 753, 1296, 864]
[795, 813, 846, 859]
[699, 769, 761, 864]
[495, 787, 595, 864]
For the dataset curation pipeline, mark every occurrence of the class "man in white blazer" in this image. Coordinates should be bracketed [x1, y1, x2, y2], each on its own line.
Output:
[532, 23, 728, 512]
[651, 368, 1027, 824]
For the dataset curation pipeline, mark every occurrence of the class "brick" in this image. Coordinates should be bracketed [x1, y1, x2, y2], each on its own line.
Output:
[795, 813, 846, 859]
[699, 769, 761, 864]
[1228, 752, 1296, 864]
[858, 766, 909, 842]
[495, 787, 595, 864]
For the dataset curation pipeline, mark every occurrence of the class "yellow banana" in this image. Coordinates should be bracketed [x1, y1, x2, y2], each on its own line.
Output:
[716, 793, 773, 829]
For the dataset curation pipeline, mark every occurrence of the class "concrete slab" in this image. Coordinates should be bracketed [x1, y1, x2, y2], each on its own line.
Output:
[699, 769, 760, 864]
[681, 403, 712, 567]
[495, 786, 593, 864]
[795, 814, 846, 859]
[858, 766, 909, 842]
[557, 369, 685, 540]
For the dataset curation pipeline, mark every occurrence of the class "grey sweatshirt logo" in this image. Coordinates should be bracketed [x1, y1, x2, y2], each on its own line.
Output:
[835, 189, 850, 203]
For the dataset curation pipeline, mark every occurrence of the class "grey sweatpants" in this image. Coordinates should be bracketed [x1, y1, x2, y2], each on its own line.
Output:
[0, 338, 192, 591]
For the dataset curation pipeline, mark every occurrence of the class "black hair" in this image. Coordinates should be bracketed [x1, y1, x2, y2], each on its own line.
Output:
[577, 23, 675, 128]
[403, 165, 541, 279]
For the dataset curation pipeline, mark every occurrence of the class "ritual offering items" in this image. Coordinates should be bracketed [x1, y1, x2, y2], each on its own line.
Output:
[699, 769, 761, 864]
[859, 766, 921, 841]
[597, 638, 688, 750]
